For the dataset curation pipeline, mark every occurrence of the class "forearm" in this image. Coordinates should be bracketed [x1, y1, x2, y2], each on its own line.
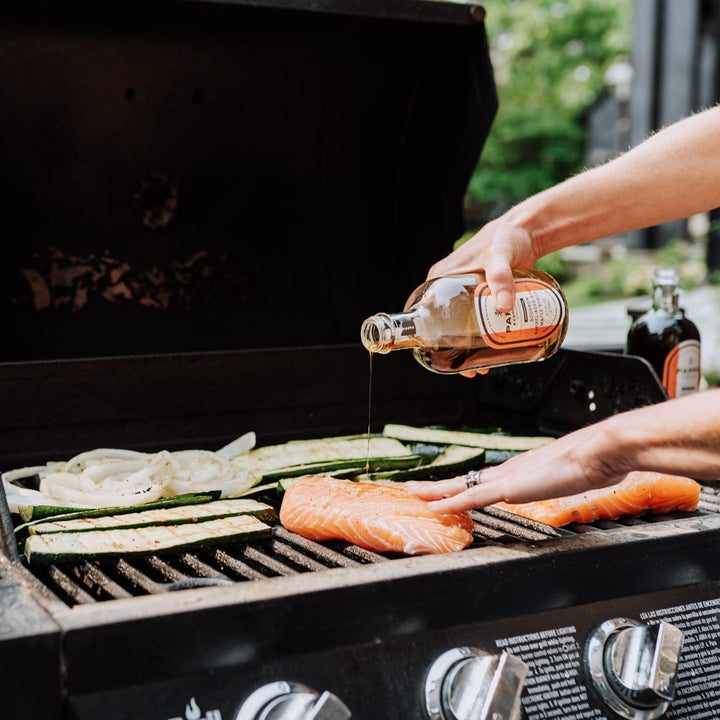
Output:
[507, 105, 720, 257]
[596, 389, 720, 480]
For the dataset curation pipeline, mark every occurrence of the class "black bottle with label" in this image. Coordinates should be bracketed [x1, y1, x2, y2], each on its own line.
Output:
[626, 267, 701, 398]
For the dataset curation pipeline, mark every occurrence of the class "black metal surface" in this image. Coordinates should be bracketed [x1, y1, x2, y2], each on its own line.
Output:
[0, 345, 668, 471]
[0, 0, 496, 362]
[30, 517, 720, 720]
[0, 341, 715, 719]
[0, 569, 63, 719]
[472, 347, 669, 436]
[3, 2, 719, 717]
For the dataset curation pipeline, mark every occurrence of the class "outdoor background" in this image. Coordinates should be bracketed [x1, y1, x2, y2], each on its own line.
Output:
[459, 0, 719, 311]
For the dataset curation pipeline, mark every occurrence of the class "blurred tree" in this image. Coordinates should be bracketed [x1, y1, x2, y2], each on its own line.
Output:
[466, 0, 633, 226]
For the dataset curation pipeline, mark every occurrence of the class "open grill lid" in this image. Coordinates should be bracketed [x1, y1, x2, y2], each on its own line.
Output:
[0, 0, 497, 362]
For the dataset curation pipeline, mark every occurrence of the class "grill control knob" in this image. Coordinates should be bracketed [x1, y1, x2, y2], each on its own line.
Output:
[424, 646, 528, 720]
[235, 681, 351, 720]
[585, 617, 684, 720]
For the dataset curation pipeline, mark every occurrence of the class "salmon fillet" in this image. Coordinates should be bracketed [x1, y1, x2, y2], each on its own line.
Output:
[495, 471, 700, 527]
[279, 476, 474, 555]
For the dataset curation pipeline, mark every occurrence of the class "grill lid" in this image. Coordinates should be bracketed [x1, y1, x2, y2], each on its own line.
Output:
[0, 0, 497, 362]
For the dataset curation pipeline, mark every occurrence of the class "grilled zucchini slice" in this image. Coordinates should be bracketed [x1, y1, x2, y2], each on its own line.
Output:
[16, 491, 220, 523]
[382, 424, 552, 451]
[24, 514, 272, 565]
[28, 498, 275, 535]
[231, 434, 422, 480]
[353, 445, 486, 482]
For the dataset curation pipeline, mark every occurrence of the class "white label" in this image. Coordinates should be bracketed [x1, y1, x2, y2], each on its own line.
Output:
[475, 278, 566, 350]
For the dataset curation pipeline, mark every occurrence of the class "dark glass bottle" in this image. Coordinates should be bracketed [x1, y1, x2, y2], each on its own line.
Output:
[626, 267, 701, 398]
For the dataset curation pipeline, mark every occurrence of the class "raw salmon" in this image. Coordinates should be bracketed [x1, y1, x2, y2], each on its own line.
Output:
[279, 476, 474, 555]
[495, 471, 700, 527]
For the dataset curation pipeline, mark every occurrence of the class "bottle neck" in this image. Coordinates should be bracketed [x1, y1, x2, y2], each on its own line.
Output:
[651, 268, 680, 313]
[361, 311, 424, 353]
[652, 283, 680, 313]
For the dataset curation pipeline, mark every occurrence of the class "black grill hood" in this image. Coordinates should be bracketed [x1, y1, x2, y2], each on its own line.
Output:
[0, 0, 497, 362]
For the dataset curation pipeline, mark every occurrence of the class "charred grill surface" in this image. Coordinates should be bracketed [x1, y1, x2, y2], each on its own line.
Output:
[22, 497, 713, 608]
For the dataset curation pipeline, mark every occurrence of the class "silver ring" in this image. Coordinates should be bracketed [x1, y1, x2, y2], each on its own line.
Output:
[465, 470, 483, 489]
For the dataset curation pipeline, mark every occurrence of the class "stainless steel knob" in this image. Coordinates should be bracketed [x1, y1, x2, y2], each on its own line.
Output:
[585, 617, 684, 720]
[235, 681, 351, 720]
[424, 646, 528, 720]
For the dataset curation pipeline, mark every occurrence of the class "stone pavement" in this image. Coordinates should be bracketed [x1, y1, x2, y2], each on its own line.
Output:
[563, 284, 720, 377]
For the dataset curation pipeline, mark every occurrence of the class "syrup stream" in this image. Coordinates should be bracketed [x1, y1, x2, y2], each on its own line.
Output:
[365, 351, 373, 473]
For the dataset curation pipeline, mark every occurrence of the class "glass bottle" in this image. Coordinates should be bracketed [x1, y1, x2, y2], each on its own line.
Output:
[360, 269, 568, 375]
[626, 267, 701, 398]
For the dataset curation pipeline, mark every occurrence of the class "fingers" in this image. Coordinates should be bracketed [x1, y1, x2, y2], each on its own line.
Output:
[406, 476, 505, 512]
[484, 258, 517, 313]
[428, 488, 497, 513]
[405, 477, 467, 500]
[460, 368, 490, 378]
[425, 220, 536, 312]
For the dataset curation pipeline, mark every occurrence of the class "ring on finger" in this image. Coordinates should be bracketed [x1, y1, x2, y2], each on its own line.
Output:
[465, 470, 483, 489]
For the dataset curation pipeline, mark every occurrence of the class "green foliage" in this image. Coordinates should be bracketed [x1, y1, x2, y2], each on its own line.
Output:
[559, 253, 649, 306]
[534, 251, 572, 283]
[468, 0, 633, 221]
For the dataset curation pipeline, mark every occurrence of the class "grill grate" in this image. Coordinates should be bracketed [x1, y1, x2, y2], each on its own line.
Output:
[24, 495, 714, 608]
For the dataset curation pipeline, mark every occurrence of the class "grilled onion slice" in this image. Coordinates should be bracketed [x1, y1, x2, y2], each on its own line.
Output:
[39, 451, 175, 508]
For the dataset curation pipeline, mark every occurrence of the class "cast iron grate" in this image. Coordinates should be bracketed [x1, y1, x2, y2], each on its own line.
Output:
[25, 490, 716, 608]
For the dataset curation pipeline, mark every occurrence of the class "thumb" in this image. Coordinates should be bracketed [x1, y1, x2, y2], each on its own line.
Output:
[484, 262, 516, 313]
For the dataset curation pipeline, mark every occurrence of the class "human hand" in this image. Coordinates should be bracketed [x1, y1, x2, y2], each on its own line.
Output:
[428, 216, 541, 378]
[404, 420, 629, 513]
[427, 217, 539, 313]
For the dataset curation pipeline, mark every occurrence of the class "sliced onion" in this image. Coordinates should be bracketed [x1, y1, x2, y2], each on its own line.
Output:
[1, 466, 48, 484]
[169, 450, 258, 497]
[65, 448, 150, 474]
[168, 450, 232, 492]
[4, 438, 262, 512]
[40, 451, 174, 508]
[81, 459, 153, 484]
[3, 484, 91, 514]
[214, 471, 258, 498]
[216, 431, 257, 460]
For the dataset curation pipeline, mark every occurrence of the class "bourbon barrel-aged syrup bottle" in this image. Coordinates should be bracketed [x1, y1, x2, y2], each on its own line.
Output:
[626, 267, 701, 398]
[360, 269, 568, 375]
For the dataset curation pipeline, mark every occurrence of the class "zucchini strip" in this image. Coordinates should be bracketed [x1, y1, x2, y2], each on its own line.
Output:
[257, 455, 420, 481]
[24, 514, 272, 565]
[382, 424, 553, 451]
[231, 435, 419, 478]
[354, 445, 486, 482]
[28, 498, 275, 535]
[16, 492, 220, 525]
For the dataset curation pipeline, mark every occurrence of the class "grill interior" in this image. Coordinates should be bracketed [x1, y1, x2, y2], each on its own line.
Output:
[22, 491, 719, 608]
[2, 345, 702, 610]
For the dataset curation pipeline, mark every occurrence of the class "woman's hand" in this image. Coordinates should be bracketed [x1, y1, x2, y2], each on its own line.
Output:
[427, 216, 540, 312]
[405, 419, 626, 513]
[405, 390, 720, 514]
[428, 217, 541, 377]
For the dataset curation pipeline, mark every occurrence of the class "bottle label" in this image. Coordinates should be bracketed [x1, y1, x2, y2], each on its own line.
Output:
[662, 339, 701, 398]
[475, 278, 566, 349]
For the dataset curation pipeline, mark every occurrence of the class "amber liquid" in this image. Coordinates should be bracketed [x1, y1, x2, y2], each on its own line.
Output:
[365, 351, 373, 472]
[406, 275, 567, 374]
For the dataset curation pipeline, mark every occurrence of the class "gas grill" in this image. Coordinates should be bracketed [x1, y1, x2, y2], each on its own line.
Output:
[2, 2, 720, 719]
